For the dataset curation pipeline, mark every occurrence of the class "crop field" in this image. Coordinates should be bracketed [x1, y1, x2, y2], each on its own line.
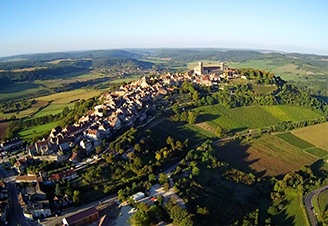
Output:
[261, 105, 322, 122]
[215, 134, 317, 177]
[196, 104, 322, 133]
[32, 89, 102, 118]
[19, 120, 60, 139]
[304, 147, 328, 158]
[275, 132, 314, 149]
[291, 122, 328, 151]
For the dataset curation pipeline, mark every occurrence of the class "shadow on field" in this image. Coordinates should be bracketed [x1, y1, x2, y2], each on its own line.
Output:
[311, 158, 327, 177]
[214, 139, 266, 178]
[197, 113, 219, 123]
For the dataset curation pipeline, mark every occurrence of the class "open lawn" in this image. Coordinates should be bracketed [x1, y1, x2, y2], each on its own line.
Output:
[275, 132, 314, 149]
[215, 134, 317, 177]
[196, 104, 322, 133]
[19, 121, 60, 139]
[291, 122, 328, 151]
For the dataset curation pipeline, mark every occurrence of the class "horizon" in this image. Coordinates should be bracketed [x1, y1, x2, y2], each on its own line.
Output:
[1, 47, 328, 60]
[1, 0, 328, 57]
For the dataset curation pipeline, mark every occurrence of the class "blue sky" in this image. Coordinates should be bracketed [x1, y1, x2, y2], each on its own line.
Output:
[0, 0, 327, 57]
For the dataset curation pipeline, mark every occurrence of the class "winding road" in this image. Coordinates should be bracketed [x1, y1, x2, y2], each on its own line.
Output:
[304, 185, 328, 226]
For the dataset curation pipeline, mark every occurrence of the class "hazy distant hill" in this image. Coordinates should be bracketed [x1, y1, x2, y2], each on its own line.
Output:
[0, 49, 140, 62]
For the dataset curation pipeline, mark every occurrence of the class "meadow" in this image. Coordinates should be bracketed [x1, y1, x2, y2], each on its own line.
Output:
[317, 189, 328, 214]
[215, 134, 317, 177]
[291, 122, 328, 151]
[19, 120, 60, 139]
[195, 104, 322, 133]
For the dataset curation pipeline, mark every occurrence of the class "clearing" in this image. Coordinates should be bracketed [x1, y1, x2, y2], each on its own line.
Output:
[19, 121, 60, 139]
[215, 134, 317, 177]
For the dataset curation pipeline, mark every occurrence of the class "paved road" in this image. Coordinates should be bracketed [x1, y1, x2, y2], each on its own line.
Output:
[0, 166, 33, 226]
[304, 185, 328, 226]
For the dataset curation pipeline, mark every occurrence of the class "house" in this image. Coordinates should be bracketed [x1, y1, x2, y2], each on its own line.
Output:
[131, 192, 145, 202]
[80, 140, 93, 154]
[85, 129, 101, 140]
[0, 138, 23, 151]
[14, 159, 27, 174]
[15, 175, 39, 183]
[35, 140, 49, 155]
[69, 152, 78, 163]
[62, 206, 99, 226]
[108, 115, 122, 131]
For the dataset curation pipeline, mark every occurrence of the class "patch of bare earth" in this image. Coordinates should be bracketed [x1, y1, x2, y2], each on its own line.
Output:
[195, 122, 216, 134]
[0, 121, 10, 138]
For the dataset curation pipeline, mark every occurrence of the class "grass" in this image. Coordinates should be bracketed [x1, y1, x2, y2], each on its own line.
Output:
[0, 82, 51, 103]
[317, 189, 328, 213]
[19, 121, 60, 139]
[196, 104, 322, 133]
[304, 147, 328, 158]
[252, 84, 277, 94]
[151, 119, 207, 147]
[261, 105, 322, 122]
[291, 122, 328, 151]
[275, 132, 315, 149]
[32, 89, 103, 118]
[215, 134, 317, 177]
[284, 191, 309, 226]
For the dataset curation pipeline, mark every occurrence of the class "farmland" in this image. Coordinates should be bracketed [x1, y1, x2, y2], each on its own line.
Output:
[19, 120, 60, 139]
[275, 132, 314, 149]
[291, 122, 328, 151]
[214, 134, 317, 177]
[195, 104, 322, 133]
[317, 189, 328, 214]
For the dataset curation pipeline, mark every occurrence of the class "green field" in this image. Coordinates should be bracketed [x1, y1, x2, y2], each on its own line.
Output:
[318, 189, 328, 213]
[19, 121, 60, 139]
[281, 191, 309, 226]
[262, 105, 322, 122]
[215, 134, 317, 177]
[196, 104, 322, 133]
[304, 147, 328, 158]
[275, 132, 314, 149]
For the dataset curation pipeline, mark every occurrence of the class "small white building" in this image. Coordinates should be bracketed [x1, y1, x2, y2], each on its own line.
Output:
[131, 192, 145, 202]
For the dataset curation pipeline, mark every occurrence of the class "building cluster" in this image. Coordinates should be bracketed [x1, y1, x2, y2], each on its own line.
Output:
[0, 182, 9, 225]
[16, 175, 51, 220]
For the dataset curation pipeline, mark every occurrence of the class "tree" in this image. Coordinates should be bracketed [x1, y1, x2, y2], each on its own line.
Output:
[10, 157, 17, 166]
[188, 111, 197, 124]
[95, 145, 102, 154]
[172, 103, 180, 114]
[55, 183, 62, 196]
[192, 91, 199, 101]
[215, 125, 226, 138]
[159, 173, 168, 185]
[128, 210, 150, 226]
[73, 190, 80, 204]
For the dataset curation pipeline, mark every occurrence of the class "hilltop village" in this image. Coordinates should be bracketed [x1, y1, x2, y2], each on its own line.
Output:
[0, 62, 240, 221]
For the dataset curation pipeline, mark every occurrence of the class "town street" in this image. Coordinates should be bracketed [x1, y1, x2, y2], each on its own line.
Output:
[0, 166, 33, 226]
[304, 185, 328, 226]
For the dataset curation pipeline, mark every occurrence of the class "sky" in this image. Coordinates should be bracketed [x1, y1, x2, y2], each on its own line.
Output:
[0, 0, 328, 57]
